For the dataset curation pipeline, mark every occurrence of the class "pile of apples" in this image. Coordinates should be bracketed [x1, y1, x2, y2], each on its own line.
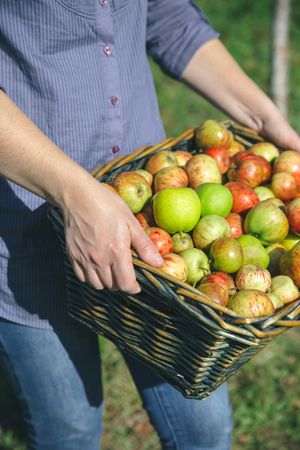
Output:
[106, 119, 300, 318]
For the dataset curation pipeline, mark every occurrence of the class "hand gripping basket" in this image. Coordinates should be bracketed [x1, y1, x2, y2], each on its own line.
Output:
[48, 122, 300, 399]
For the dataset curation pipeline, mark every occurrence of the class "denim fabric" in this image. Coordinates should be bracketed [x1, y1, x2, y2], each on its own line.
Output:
[0, 317, 233, 450]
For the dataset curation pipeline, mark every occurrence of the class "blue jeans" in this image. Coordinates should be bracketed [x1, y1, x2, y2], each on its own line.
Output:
[0, 317, 233, 450]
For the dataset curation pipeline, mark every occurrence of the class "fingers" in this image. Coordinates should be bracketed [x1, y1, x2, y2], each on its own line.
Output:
[129, 220, 164, 267]
[111, 251, 141, 294]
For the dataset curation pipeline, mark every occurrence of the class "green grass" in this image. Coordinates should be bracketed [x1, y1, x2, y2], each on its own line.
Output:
[1, 1, 300, 449]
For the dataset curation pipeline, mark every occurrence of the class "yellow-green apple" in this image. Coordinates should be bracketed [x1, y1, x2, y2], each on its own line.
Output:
[209, 237, 243, 273]
[235, 264, 271, 292]
[154, 166, 188, 192]
[185, 154, 222, 189]
[266, 243, 285, 276]
[179, 248, 210, 285]
[267, 292, 284, 309]
[261, 197, 285, 209]
[192, 215, 230, 250]
[228, 290, 274, 317]
[270, 275, 300, 304]
[281, 232, 300, 250]
[244, 200, 289, 245]
[226, 181, 259, 214]
[286, 199, 300, 236]
[160, 253, 188, 281]
[197, 283, 229, 307]
[172, 232, 194, 253]
[145, 150, 178, 175]
[273, 150, 300, 186]
[195, 119, 233, 149]
[254, 186, 275, 202]
[152, 188, 201, 234]
[135, 169, 153, 185]
[249, 142, 280, 163]
[280, 242, 300, 287]
[237, 234, 270, 268]
[144, 227, 173, 256]
[195, 183, 233, 217]
[271, 172, 297, 202]
[225, 212, 244, 238]
[228, 140, 245, 157]
[175, 150, 193, 167]
[200, 272, 236, 295]
[114, 171, 152, 213]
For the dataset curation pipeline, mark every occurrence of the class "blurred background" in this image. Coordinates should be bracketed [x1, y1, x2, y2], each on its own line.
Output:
[1, 1, 300, 449]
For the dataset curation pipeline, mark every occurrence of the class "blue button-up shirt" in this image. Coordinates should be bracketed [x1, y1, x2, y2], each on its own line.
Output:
[0, 0, 218, 328]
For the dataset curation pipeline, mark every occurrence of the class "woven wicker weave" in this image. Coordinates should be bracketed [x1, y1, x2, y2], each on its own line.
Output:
[48, 122, 300, 399]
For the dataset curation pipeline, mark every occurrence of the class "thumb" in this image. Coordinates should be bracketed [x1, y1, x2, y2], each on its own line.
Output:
[129, 220, 164, 267]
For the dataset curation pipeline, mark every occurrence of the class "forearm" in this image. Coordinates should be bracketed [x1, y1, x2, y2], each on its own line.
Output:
[182, 39, 300, 151]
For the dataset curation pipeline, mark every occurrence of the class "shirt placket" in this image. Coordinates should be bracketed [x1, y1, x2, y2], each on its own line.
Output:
[96, 0, 122, 155]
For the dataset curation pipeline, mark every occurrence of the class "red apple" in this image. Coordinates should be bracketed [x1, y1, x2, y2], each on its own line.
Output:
[154, 166, 189, 192]
[233, 152, 272, 183]
[145, 150, 178, 175]
[185, 154, 222, 189]
[175, 150, 193, 167]
[225, 181, 259, 214]
[200, 272, 236, 295]
[228, 290, 275, 317]
[271, 172, 297, 202]
[160, 253, 189, 281]
[135, 212, 150, 229]
[197, 283, 229, 307]
[227, 158, 264, 188]
[273, 150, 300, 186]
[225, 212, 244, 238]
[113, 171, 152, 213]
[204, 146, 231, 174]
[145, 227, 173, 256]
[195, 119, 233, 149]
[286, 198, 300, 235]
[280, 241, 300, 287]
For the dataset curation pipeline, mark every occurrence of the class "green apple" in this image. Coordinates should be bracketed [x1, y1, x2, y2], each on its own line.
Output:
[244, 200, 289, 245]
[209, 237, 243, 273]
[254, 186, 275, 202]
[266, 243, 285, 276]
[172, 232, 194, 253]
[267, 292, 284, 309]
[192, 215, 230, 250]
[180, 248, 210, 285]
[152, 188, 201, 234]
[270, 275, 300, 304]
[237, 235, 270, 268]
[195, 182, 233, 217]
[228, 289, 275, 317]
[281, 232, 300, 250]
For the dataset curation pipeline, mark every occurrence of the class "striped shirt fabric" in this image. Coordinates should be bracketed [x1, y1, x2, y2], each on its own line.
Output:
[0, 0, 218, 329]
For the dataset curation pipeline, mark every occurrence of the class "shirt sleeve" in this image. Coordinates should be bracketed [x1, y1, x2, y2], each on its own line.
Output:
[146, 0, 219, 79]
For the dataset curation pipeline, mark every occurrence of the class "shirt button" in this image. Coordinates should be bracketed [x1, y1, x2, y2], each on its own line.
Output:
[111, 96, 119, 106]
[112, 146, 120, 154]
[103, 46, 112, 56]
[99, 0, 108, 6]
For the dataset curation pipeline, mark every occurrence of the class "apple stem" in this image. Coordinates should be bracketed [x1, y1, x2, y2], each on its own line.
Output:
[179, 231, 184, 240]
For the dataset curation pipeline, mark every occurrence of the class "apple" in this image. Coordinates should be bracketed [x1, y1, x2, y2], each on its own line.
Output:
[281, 232, 300, 250]
[254, 186, 275, 202]
[227, 290, 275, 317]
[271, 172, 297, 202]
[228, 140, 245, 157]
[192, 215, 230, 250]
[237, 234, 270, 268]
[180, 248, 210, 285]
[226, 181, 259, 214]
[200, 272, 236, 295]
[227, 158, 265, 188]
[113, 171, 152, 213]
[195, 119, 233, 149]
[100, 182, 118, 193]
[175, 150, 193, 167]
[185, 154, 222, 189]
[135, 212, 150, 229]
[160, 253, 188, 281]
[209, 237, 243, 273]
[134, 169, 153, 186]
[270, 275, 300, 304]
[204, 146, 231, 174]
[145, 150, 178, 175]
[244, 200, 289, 245]
[172, 232, 194, 253]
[152, 188, 201, 234]
[273, 150, 300, 186]
[154, 166, 189, 192]
[267, 292, 284, 309]
[260, 197, 285, 209]
[145, 227, 173, 256]
[235, 264, 271, 292]
[249, 142, 280, 163]
[286, 199, 300, 236]
[265, 243, 286, 276]
[280, 242, 300, 287]
[197, 283, 229, 307]
[195, 182, 233, 217]
[232, 152, 272, 183]
[225, 212, 244, 238]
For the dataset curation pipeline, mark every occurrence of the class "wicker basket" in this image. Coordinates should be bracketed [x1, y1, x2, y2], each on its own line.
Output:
[48, 122, 300, 400]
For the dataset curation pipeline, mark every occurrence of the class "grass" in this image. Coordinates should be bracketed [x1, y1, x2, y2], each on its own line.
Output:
[1, 1, 300, 449]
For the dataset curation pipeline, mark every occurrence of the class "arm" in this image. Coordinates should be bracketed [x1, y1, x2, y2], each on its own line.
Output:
[181, 38, 300, 151]
[0, 90, 163, 293]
